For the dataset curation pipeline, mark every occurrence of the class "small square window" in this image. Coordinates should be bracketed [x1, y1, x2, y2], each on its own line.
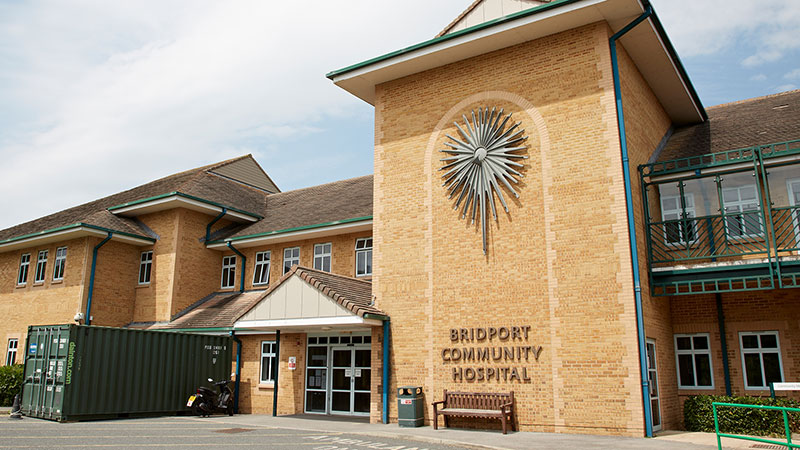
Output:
[740, 331, 783, 389]
[674, 334, 714, 389]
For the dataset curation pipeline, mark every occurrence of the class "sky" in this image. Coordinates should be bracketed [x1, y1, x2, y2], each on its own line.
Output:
[1, 0, 799, 230]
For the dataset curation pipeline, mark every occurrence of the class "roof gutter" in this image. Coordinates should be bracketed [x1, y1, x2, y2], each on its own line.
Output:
[0, 222, 155, 251]
[227, 242, 247, 293]
[207, 216, 373, 249]
[610, 6, 654, 437]
[108, 191, 262, 221]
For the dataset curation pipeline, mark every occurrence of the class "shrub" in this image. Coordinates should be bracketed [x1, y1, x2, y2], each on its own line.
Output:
[684, 395, 800, 437]
[0, 364, 23, 407]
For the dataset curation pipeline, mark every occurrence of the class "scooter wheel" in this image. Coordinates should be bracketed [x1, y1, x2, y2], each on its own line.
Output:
[192, 402, 207, 417]
[227, 398, 234, 416]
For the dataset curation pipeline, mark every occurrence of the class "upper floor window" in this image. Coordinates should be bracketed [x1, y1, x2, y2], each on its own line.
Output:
[314, 243, 331, 272]
[260, 340, 277, 384]
[5, 339, 18, 365]
[17, 254, 30, 286]
[221, 255, 236, 289]
[283, 247, 299, 274]
[674, 334, 713, 389]
[53, 247, 67, 281]
[355, 238, 372, 277]
[740, 331, 783, 389]
[138, 251, 153, 285]
[723, 185, 762, 238]
[253, 251, 271, 286]
[34, 250, 48, 284]
[661, 195, 697, 245]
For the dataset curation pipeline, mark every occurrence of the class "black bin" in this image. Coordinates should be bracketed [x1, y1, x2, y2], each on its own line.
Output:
[397, 386, 424, 427]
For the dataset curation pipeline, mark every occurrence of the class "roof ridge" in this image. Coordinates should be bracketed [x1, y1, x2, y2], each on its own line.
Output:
[298, 266, 373, 286]
[295, 267, 364, 316]
[707, 88, 800, 110]
[267, 174, 373, 198]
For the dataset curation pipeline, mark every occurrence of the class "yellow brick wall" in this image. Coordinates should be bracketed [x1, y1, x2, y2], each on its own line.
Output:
[373, 22, 649, 436]
[134, 210, 180, 322]
[90, 238, 141, 327]
[0, 237, 90, 363]
[614, 34, 677, 430]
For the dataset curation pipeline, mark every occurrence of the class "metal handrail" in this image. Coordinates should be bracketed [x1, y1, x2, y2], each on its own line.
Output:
[712, 402, 799, 449]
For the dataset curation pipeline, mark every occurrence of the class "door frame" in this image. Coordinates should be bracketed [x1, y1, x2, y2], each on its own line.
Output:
[646, 339, 662, 432]
[303, 334, 372, 416]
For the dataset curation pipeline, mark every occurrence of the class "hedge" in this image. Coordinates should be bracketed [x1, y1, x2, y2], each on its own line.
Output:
[0, 364, 23, 407]
[684, 395, 800, 437]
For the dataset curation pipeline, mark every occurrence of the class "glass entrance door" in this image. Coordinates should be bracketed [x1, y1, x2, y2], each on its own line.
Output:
[330, 347, 371, 415]
[646, 339, 662, 432]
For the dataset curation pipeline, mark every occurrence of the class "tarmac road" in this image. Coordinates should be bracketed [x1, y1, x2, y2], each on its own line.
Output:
[0, 416, 476, 450]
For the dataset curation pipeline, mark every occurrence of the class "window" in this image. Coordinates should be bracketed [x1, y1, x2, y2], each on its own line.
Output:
[34, 250, 48, 284]
[283, 247, 299, 274]
[355, 238, 373, 277]
[5, 339, 18, 366]
[260, 340, 277, 384]
[723, 185, 763, 238]
[674, 334, 713, 389]
[52, 247, 67, 281]
[221, 255, 236, 289]
[739, 331, 783, 389]
[17, 254, 30, 286]
[138, 251, 153, 285]
[661, 195, 697, 245]
[313, 243, 331, 272]
[253, 251, 271, 286]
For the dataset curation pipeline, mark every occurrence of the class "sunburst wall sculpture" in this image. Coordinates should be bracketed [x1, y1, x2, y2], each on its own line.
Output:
[439, 107, 527, 254]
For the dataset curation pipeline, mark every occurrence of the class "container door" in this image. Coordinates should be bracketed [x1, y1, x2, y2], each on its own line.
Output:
[646, 339, 662, 432]
[23, 326, 69, 420]
[330, 347, 353, 415]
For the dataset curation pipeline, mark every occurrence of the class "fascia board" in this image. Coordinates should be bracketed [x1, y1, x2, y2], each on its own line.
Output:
[109, 193, 260, 222]
[233, 316, 383, 330]
[0, 224, 154, 253]
[207, 219, 373, 250]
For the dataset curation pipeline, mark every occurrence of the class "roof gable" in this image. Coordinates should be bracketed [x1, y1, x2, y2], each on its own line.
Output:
[438, 0, 551, 37]
[209, 155, 280, 193]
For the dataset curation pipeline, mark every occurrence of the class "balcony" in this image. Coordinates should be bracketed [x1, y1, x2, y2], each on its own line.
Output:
[640, 140, 800, 296]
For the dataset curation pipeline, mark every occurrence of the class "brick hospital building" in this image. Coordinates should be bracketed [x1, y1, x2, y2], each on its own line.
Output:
[2, 0, 799, 437]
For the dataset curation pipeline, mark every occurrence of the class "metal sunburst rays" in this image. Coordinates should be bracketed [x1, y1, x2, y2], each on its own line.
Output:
[439, 107, 528, 254]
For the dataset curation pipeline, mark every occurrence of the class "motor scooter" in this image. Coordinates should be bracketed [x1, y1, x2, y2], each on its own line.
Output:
[187, 378, 234, 416]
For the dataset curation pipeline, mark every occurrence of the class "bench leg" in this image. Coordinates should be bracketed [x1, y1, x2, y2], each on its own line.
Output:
[443, 415, 449, 428]
[501, 414, 507, 434]
[510, 410, 516, 432]
[433, 411, 438, 430]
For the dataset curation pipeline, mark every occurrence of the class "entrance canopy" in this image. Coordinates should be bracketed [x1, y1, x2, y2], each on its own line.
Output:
[234, 266, 386, 333]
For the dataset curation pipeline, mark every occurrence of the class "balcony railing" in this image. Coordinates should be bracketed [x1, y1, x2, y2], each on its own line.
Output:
[640, 140, 800, 296]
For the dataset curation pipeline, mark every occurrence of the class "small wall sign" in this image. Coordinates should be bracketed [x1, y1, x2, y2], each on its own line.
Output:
[288, 356, 296, 370]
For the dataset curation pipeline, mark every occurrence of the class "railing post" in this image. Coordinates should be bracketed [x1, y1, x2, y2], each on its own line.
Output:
[715, 175, 730, 255]
[784, 409, 792, 446]
[757, 147, 782, 287]
[713, 403, 721, 450]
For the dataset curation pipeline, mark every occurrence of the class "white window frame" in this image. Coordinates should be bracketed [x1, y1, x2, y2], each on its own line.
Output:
[661, 194, 697, 246]
[739, 331, 784, 390]
[138, 251, 153, 285]
[34, 250, 48, 284]
[52, 247, 67, 281]
[221, 255, 237, 289]
[283, 247, 300, 274]
[355, 238, 373, 277]
[17, 253, 30, 286]
[313, 243, 332, 273]
[253, 251, 271, 286]
[674, 333, 714, 389]
[5, 339, 18, 366]
[260, 340, 277, 384]
[722, 185, 763, 238]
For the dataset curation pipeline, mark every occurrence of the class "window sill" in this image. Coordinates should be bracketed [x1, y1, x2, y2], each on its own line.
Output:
[136, 284, 151, 289]
[677, 386, 715, 391]
[257, 383, 275, 390]
[253, 282, 269, 288]
[51, 279, 63, 285]
[220, 287, 236, 292]
[32, 282, 44, 287]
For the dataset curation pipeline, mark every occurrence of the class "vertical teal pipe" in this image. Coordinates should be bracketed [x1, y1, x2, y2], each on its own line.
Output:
[206, 208, 227, 242]
[716, 293, 732, 396]
[85, 232, 113, 325]
[230, 331, 242, 414]
[382, 319, 390, 424]
[226, 242, 246, 293]
[609, 5, 654, 438]
[272, 330, 280, 417]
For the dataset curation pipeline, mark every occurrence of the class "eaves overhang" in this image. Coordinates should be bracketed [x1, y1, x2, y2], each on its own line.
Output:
[0, 222, 156, 253]
[207, 216, 373, 250]
[108, 192, 262, 223]
[327, 0, 705, 125]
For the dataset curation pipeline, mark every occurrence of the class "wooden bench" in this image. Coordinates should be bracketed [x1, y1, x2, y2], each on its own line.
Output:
[432, 390, 516, 434]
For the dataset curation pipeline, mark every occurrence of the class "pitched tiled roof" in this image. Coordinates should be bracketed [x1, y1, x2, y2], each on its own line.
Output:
[156, 290, 269, 329]
[0, 155, 266, 242]
[658, 89, 800, 162]
[220, 175, 373, 241]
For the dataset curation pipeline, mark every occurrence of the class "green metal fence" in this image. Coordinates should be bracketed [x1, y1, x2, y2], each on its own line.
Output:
[712, 402, 799, 449]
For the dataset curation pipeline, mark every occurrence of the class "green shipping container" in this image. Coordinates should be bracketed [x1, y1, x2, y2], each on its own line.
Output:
[22, 324, 232, 422]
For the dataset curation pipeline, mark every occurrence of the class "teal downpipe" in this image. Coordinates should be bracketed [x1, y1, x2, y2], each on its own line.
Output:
[226, 242, 246, 293]
[206, 208, 227, 242]
[85, 232, 113, 325]
[273, 329, 280, 417]
[382, 319, 390, 424]
[609, 5, 654, 438]
[230, 331, 242, 413]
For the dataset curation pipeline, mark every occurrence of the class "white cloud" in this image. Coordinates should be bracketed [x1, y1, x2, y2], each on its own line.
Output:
[776, 83, 797, 92]
[784, 69, 800, 80]
[750, 74, 768, 82]
[651, 0, 800, 65]
[0, 0, 469, 229]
